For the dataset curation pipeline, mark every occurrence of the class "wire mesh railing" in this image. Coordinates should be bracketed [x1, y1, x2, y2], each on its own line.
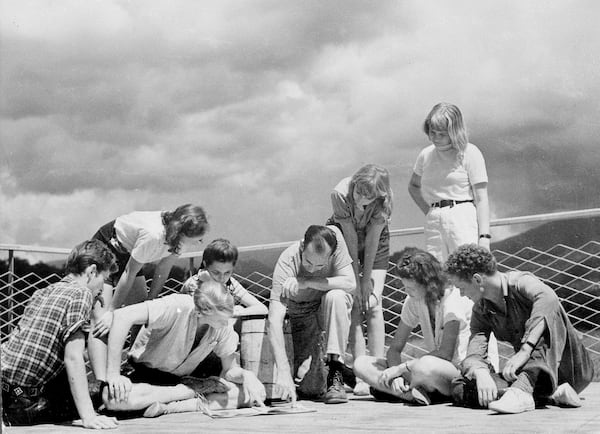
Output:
[1, 210, 600, 372]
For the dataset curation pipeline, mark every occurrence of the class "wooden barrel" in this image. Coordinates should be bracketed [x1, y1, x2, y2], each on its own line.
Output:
[240, 314, 293, 400]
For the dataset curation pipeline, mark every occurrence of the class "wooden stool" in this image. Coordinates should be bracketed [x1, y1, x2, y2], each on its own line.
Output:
[240, 314, 294, 400]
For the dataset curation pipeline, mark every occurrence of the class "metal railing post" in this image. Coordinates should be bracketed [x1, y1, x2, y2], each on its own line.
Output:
[188, 257, 195, 278]
[8, 248, 14, 330]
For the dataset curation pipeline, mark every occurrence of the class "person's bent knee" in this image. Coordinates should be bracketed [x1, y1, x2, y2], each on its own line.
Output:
[367, 302, 383, 316]
[324, 289, 348, 304]
[411, 355, 457, 388]
[411, 355, 445, 376]
[353, 355, 377, 379]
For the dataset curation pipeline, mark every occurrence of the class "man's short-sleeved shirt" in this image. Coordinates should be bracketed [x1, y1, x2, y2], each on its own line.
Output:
[128, 294, 238, 376]
[114, 211, 173, 264]
[413, 143, 488, 205]
[1, 277, 93, 387]
[270, 225, 352, 305]
[400, 286, 473, 364]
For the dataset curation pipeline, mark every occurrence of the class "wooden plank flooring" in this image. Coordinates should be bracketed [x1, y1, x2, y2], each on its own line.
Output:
[5, 382, 600, 434]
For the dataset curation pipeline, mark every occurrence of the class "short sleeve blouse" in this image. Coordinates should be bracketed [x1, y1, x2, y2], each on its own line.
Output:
[330, 177, 387, 230]
[114, 211, 173, 263]
[413, 143, 487, 205]
[400, 287, 473, 364]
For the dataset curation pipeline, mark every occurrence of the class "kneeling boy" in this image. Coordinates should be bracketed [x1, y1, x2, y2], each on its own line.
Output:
[2, 240, 118, 429]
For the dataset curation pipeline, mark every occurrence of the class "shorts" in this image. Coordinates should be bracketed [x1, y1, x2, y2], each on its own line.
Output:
[91, 220, 145, 287]
[2, 370, 105, 426]
[125, 356, 223, 386]
[326, 218, 390, 270]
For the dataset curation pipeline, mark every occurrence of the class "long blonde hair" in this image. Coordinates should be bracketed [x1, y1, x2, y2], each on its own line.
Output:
[182, 276, 234, 316]
[349, 164, 393, 218]
[423, 102, 469, 159]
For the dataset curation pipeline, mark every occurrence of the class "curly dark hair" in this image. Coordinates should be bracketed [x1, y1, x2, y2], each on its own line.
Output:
[445, 244, 497, 281]
[162, 204, 209, 254]
[396, 247, 446, 305]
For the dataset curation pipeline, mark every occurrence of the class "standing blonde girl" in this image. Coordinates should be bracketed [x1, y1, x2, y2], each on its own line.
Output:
[408, 103, 491, 262]
[327, 164, 393, 395]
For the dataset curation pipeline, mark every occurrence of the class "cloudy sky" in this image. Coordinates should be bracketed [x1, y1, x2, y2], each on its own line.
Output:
[1, 0, 599, 258]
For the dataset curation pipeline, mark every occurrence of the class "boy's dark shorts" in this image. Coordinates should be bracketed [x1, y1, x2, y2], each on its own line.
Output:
[125, 355, 223, 386]
[2, 370, 106, 426]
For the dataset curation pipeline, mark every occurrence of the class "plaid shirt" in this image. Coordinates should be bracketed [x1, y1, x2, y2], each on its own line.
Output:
[1, 276, 93, 388]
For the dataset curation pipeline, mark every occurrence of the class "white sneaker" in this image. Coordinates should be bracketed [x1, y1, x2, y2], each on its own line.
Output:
[488, 387, 535, 414]
[353, 378, 371, 396]
[550, 383, 582, 408]
[142, 396, 212, 418]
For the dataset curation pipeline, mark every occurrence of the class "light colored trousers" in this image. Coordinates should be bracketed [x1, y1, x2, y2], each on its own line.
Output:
[425, 201, 478, 263]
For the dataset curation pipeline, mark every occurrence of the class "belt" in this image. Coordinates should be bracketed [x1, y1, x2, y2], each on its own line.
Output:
[430, 199, 473, 208]
[2, 382, 43, 398]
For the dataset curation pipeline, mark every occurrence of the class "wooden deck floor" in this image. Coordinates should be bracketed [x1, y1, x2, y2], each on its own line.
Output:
[5, 382, 600, 434]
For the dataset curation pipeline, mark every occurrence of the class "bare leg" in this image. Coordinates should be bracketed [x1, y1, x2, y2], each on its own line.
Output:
[205, 381, 250, 410]
[409, 355, 460, 396]
[353, 356, 387, 388]
[142, 381, 253, 418]
[88, 283, 114, 380]
[104, 380, 252, 413]
[365, 270, 386, 358]
[352, 355, 411, 398]
[349, 304, 366, 360]
[104, 383, 196, 411]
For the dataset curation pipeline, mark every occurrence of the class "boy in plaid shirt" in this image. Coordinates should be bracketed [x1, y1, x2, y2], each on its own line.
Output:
[2, 240, 119, 429]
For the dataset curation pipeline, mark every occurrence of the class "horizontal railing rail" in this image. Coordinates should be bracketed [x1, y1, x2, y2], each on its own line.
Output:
[3, 207, 600, 258]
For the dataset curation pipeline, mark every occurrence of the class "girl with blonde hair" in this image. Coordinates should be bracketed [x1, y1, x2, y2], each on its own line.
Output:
[327, 164, 393, 395]
[408, 103, 491, 262]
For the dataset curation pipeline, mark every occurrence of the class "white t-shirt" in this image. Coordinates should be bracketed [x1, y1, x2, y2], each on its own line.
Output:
[114, 211, 172, 263]
[128, 294, 238, 376]
[413, 143, 488, 205]
[400, 286, 473, 364]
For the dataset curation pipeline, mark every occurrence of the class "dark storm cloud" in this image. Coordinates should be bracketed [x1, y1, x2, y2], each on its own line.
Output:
[1, 0, 600, 249]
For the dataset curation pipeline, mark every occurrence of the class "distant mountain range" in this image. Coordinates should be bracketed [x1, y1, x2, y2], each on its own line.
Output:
[234, 217, 600, 275]
[7, 217, 598, 279]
